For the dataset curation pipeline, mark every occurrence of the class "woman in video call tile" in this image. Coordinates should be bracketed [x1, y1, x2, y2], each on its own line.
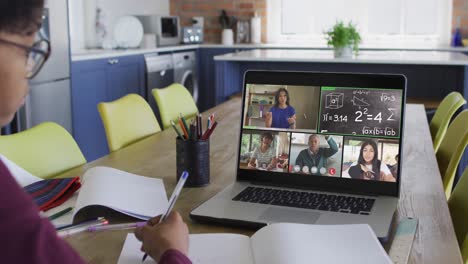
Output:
[248, 132, 278, 170]
[295, 135, 338, 173]
[265, 88, 296, 129]
[348, 140, 396, 182]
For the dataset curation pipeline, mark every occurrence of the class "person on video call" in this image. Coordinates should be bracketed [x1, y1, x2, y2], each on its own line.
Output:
[248, 132, 278, 170]
[295, 135, 338, 172]
[390, 154, 399, 178]
[347, 140, 396, 182]
[265, 88, 297, 129]
[0, 1, 190, 263]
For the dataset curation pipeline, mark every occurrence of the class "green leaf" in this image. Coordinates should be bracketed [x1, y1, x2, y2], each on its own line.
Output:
[324, 20, 361, 54]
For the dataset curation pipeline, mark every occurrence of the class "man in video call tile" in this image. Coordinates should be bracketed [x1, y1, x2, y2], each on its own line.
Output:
[295, 135, 338, 173]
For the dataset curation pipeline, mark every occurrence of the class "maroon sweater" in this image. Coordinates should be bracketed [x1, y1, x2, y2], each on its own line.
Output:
[0, 160, 191, 264]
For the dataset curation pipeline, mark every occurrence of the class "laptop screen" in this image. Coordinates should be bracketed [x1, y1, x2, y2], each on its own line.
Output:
[237, 71, 406, 196]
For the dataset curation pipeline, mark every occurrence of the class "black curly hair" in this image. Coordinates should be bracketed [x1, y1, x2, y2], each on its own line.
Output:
[0, 0, 44, 35]
[261, 132, 274, 141]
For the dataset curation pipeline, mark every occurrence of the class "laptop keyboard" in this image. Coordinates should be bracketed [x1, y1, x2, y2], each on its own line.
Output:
[232, 187, 375, 215]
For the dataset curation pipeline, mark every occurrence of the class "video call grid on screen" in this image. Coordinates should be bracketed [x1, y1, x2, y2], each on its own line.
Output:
[240, 83, 403, 183]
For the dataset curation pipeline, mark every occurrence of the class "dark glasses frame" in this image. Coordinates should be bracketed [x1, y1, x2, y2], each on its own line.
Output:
[0, 38, 51, 79]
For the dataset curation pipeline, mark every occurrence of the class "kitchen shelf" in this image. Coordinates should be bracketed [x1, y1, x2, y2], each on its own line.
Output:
[245, 91, 276, 126]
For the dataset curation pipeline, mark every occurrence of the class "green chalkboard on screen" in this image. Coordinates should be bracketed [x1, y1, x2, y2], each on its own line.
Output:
[318, 87, 403, 138]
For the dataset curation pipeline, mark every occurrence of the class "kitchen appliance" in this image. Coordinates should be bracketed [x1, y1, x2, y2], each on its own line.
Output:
[144, 54, 174, 124]
[182, 27, 203, 44]
[173, 51, 198, 105]
[141, 34, 157, 49]
[16, 0, 72, 133]
[137, 15, 181, 46]
[192, 17, 204, 29]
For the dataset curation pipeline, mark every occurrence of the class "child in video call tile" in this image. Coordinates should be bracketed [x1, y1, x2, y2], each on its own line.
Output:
[265, 88, 296, 129]
[295, 135, 338, 172]
[248, 132, 278, 170]
[348, 140, 396, 182]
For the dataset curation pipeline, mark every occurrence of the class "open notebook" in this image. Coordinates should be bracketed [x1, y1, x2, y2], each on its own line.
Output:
[118, 223, 392, 264]
[44, 166, 168, 225]
[2, 154, 168, 226]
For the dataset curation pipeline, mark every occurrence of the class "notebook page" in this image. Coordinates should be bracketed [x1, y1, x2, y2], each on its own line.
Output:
[251, 223, 392, 264]
[188, 234, 254, 264]
[0, 154, 41, 187]
[118, 233, 255, 264]
[74, 167, 168, 221]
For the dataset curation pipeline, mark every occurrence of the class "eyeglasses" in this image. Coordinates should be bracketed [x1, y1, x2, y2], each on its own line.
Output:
[0, 38, 51, 79]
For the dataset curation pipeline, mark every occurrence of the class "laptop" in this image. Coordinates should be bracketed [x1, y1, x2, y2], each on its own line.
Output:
[190, 70, 406, 240]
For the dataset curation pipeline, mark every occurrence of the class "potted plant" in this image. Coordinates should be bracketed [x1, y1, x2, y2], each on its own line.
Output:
[325, 21, 361, 58]
[219, 10, 236, 45]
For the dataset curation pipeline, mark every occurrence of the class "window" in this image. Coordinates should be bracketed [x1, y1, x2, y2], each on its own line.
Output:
[267, 0, 452, 48]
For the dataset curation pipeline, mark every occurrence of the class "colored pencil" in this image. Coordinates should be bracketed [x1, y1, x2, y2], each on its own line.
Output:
[178, 118, 188, 139]
[48, 207, 73, 221]
[180, 114, 190, 139]
[202, 121, 218, 140]
[170, 120, 184, 140]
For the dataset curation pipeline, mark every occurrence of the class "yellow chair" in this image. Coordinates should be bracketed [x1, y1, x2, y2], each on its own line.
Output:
[430, 92, 466, 153]
[463, 234, 468, 264]
[98, 93, 161, 152]
[0, 122, 86, 179]
[448, 168, 468, 263]
[152, 83, 198, 130]
[436, 109, 468, 199]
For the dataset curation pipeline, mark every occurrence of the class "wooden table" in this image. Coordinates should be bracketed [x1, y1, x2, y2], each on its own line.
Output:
[60, 98, 462, 264]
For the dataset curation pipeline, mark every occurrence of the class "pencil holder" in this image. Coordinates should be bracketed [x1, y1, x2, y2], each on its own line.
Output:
[176, 137, 210, 187]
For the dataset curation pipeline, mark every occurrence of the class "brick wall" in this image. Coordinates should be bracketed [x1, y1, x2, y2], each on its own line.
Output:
[170, 0, 267, 43]
[452, 0, 468, 39]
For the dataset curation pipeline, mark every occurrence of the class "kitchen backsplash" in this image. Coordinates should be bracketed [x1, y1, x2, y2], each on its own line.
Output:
[170, 0, 267, 43]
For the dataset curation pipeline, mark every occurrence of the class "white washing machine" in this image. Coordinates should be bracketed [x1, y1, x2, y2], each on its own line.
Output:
[172, 51, 199, 104]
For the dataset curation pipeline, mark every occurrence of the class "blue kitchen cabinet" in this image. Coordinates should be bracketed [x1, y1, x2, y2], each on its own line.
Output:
[106, 55, 146, 101]
[71, 55, 145, 161]
[197, 48, 251, 111]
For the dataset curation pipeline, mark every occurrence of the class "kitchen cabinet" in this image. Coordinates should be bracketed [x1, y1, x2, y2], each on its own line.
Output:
[197, 48, 252, 111]
[71, 54, 145, 161]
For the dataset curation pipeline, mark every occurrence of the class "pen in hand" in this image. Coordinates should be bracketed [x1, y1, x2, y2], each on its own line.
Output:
[141, 171, 189, 262]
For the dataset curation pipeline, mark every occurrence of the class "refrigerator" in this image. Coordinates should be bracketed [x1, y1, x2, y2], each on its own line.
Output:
[17, 0, 72, 133]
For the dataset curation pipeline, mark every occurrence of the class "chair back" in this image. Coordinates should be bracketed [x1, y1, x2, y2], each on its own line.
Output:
[436, 110, 468, 199]
[0, 122, 86, 179]
[430, 92, 466, 152]
[463, 234, 468, 264]
[152, 83, 198, 130]
[448, 168, 468, 262]
[98, 94, 161, 152]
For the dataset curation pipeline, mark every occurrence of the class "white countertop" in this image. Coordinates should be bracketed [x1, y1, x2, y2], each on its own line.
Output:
[71, 44, 300, 61]
[213, 49, 468, 66]
[71, 45, 199, 61]
[71, 43, 468, 62]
